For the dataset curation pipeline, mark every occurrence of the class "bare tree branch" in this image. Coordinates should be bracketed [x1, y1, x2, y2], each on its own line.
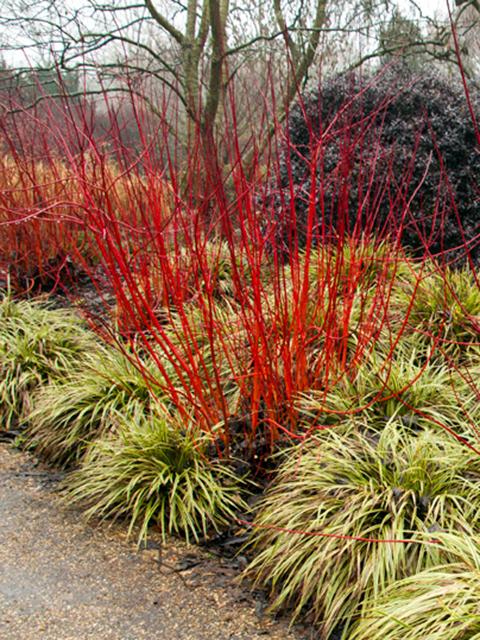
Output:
[144, 0, 185, 43]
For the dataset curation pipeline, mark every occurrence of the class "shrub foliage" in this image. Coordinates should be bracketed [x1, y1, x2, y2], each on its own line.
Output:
[276, 65, 480, 262]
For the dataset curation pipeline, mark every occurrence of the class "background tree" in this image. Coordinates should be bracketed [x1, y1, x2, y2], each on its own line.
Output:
[0, 1, 460, 137]
[451, 0, 480, 75]
[378, 9, 428, 70]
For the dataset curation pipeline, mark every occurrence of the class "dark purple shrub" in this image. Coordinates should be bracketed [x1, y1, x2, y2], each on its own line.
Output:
[274, 64, 480, 263]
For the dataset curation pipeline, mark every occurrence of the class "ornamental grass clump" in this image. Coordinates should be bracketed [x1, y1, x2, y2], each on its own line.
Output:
[27, 344, 166, 467]
[0, 293, 98, 430]
[400, 266, 480, 356]
[305, 238, 415, 294]
[66, 409, 247, 543]
[352, 534, 480, 640]
[245, 424, 480, 638]
[298, 339, 471, 438]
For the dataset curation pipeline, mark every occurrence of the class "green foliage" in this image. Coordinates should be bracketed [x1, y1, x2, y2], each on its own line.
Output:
[401, 266, 480, 355]
[352, 535, 480, 640]
[66, 409, 246, 543]
[165, 296, 257, 423]
[299, 339, 470, 434]
[245, 425, 480, 638]
[27, 345, 165, 467]
[0, 293, 98, 430]
[318, 238, 414, 291]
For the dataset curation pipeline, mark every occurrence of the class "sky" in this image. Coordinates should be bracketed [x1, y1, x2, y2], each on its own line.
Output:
[0, 0, 457, 68]
[405, 0, 448, 16]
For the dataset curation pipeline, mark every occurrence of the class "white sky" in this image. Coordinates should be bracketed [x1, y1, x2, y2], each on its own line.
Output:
[406, 0, 448, 16]
[0, 0, 457, 68]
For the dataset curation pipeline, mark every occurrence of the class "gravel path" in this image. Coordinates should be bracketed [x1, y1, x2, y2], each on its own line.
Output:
[0, 444, 306, 640]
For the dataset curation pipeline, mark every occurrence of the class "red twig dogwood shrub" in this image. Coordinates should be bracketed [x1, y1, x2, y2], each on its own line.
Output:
[0, 68, 478, 460]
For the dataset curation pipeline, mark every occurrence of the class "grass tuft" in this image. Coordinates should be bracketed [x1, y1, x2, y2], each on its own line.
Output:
[0, 293, 98, 430]
[352, 534, 480, 640]
[244, 424, 480, 638]
[26, 344, 165, 467]
[299, 338, 469, 433]
[65, 408, 247, 543]
[401, 266, 480, 355]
